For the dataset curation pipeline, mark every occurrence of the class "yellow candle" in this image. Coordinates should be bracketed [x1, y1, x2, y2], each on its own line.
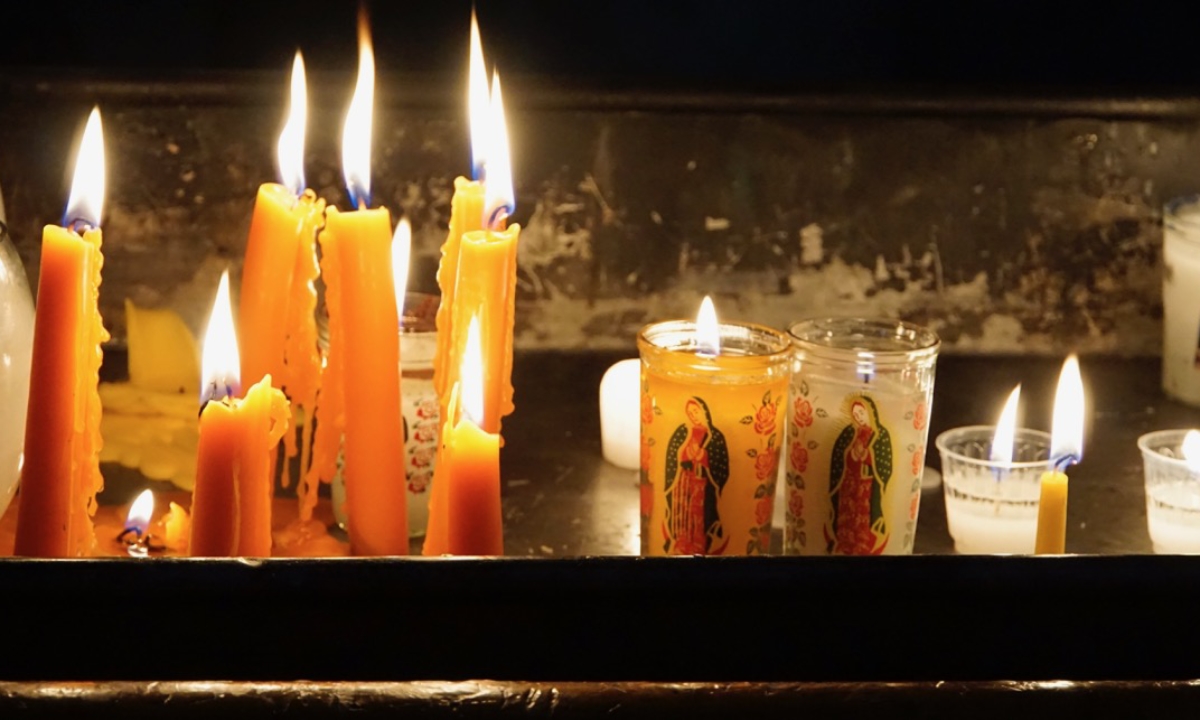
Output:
[637, 298, 790, 556]
[1033, 355, 1084, 555]
[14, 108, 108, 558]
[1034, 471, 1068, 554]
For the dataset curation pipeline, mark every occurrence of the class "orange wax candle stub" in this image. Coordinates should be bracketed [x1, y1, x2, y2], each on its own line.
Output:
[14, 224, 108, 557]
[315, 206, 408, 555]
[238, 185, 325, 470]
[1034, 470, 1069, 554]
[440, 385, 503, 556]
[637, 322, 790, 557]
[189, 375, 290, 557]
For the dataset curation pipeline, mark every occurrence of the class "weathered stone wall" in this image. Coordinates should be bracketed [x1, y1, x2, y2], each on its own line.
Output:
[1, 75, 1193, 355]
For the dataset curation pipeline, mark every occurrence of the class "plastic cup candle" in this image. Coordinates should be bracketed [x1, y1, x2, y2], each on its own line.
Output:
[637, 297, 790, 556]
[1138, 429, 1200, 553]
[784, 318, 939, 556]
[1162, 198, 1200, 406]
[936, 386, 1056, 554]
[1034, 355, 1085, 555]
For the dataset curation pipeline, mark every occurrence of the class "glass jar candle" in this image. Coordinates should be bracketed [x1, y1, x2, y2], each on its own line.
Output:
[637, 319, 791, 556]
[785, 318, 939, 555]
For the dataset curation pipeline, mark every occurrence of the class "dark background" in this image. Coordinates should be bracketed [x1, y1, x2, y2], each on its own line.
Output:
[1, 0, 1195, 96]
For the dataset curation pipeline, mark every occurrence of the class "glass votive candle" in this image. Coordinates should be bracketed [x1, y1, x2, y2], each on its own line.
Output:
[637, 319, 791, 556]
[1138, 429, 1200, 554]
[784, 318, 939, 555]
[935, 426, 1053, 554]
[327, 292, 439, 537]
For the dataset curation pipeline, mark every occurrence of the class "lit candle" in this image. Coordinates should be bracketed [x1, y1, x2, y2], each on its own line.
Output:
[1140, 429, 1200, 553]
[441, 318, 503, 555]
[189, 271, 290, 557]
[310, 9, 408, 555]
[14, 108, 109, 557]
[120, 489, 156, 557]
[424, 37, 522, 556]
[1034, 355, 1085, 554]
[238, 51, 326, 496]
[936, 386, 1057, 554]
[638, 297, 790, 556]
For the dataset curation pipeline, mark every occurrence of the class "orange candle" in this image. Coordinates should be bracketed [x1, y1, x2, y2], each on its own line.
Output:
[238, 52, 326, 488]
[311, 12, 408, 555]
[14, 108, 109, 558]
[190, 272, 290, 557]
[425, 50, 521, 555]
[442, 319, 503, 556]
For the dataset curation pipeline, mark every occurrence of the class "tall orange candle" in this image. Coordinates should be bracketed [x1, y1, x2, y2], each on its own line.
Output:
[311, 11, 408, 555]
[14, 108, 109, 558]
[238, 52, 325, 491]
[443, 318, 503, 556]
[190, 272, 290, 557]
[425, 53, 521, 555]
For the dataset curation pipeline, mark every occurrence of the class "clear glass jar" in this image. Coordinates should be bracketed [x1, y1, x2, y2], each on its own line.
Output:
[784, 318, 939, 555]
[0, 218, 34, 518]
[637, 319, 791, 556]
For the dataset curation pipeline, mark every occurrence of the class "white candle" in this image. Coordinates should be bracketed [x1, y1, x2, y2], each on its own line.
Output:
[599, 359, 640, 469]
[1163, 199, 1200, 405]
[0, 202, 34, 518]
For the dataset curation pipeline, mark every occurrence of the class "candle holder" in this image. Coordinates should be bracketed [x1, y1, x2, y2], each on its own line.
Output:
[1163, 197, 1200, 406]
[1138, 429, 1200, 554]
[326, 292, 440, 537]
[935, 426, 1053, 554]
[637, 319, 791, 556]
[784, 318, 939, 556]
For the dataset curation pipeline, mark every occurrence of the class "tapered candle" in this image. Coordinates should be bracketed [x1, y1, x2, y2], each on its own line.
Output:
[310, 10, 408, 555]
[14, 108, 109, 558]
[238, 52, 326, 493]
[425, 46, 522, 555]
[190, 272, 290, 557]
[1034, 355, 1084, 554]
[442, 318, 503, 555]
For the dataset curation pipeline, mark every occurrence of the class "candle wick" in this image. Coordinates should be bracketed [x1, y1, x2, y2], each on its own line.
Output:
[63, 217, 96, 234]
[488, 204, 511, 231]
[1053, 453, 1076, 473]
[199, 379, 238, 415]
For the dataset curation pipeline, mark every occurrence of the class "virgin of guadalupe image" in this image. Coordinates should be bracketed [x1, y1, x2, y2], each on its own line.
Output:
[662, 397, 730, 554]
[825, 395, 893, 555]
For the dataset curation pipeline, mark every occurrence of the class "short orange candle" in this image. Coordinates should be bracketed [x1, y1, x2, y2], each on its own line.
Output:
[190, 272, 290, 557]
[239, 53, 325, 488]
[442, 319, 503, 556]
[14, 108, 109, 558]
[311, 12, 408, 555]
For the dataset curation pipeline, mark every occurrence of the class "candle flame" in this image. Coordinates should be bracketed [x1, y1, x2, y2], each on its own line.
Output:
[695, 295, 720, 357]
[1050, 355, 1084, 466]
[990, 385, 1021, 463]
[342, 8, 375, 208]
[201, 270, 241, 404]
[468, 9, 490, 181]
[125, 489, 154, 537]
[483, 71, 514, 229]
[1182, 430, 1200, 473]
[392, 218, 412, 319]
[63, 107, 105, 230]
[461, 316, 485, 426]
[277, 51, 307, 196]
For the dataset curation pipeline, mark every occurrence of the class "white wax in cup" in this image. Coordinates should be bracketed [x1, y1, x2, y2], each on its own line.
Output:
[1163, 201, 1200, 405]
[599, 359, 640, 469]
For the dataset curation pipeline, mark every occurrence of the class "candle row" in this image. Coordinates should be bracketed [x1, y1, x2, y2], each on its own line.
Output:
[13, 11, 515, 558]
[621, 297, 1098, 556]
